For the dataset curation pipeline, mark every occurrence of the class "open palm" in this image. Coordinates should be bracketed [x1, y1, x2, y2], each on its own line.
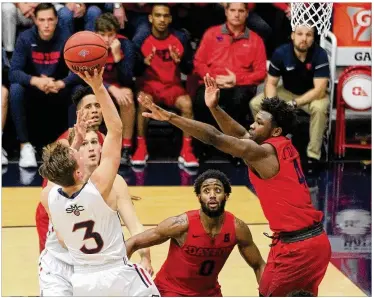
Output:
[137, 93, 171, 121]
[204, 74, 220, 108]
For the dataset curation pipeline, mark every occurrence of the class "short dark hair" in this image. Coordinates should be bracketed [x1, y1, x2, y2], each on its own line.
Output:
[95, 12, 120, 33]
[34, 3, 57, 18]
[194, 169, 232, 196]
[287, 290, 314, 297]
[260, 97, 298, 136]
[151, 3, 171, 13]
[72, 86, 94, 107]
[226, 3, 248, 10]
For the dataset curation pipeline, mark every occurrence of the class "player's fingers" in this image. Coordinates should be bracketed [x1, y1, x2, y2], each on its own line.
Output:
[99, 67, 105, 77]
[142, 112, 153, 118]
[203, 75, 208, 86]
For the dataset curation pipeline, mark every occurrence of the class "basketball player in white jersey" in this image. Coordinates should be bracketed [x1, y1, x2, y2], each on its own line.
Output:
[39, 127, 154, 296]
[39, 68, 159, 296]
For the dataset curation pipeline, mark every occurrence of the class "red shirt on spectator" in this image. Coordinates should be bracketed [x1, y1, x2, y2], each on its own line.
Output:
[194, 24, 267, 86]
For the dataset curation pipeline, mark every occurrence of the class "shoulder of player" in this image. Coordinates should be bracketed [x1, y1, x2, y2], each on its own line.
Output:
[260, 142, 277, 156]
[234, 217, 252, 242]
[163, 213, 189, 235]
[113, 174, 129, 195]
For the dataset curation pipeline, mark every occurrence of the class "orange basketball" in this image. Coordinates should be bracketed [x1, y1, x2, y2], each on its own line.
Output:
[64, 31, 108, 75]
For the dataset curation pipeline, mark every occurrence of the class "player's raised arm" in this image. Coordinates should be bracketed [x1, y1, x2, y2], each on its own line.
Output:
[235, 217, 266, 285]
[138, 94, 270, 163]
[126, 213, 189, 258]
[77, 68, 122, 199]
[204, 74, 250, 139]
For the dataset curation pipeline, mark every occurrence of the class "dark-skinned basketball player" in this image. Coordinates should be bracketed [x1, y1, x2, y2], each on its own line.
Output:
[137, 74, 331, 296]
[126, 169, 265, 297]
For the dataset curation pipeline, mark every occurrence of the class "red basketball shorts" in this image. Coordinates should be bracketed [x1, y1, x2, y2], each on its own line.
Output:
[36, 202, 49, 253]
[155, 279, 222, 297]
[140, 80, 188, 107]
[259, 232, 331, 297]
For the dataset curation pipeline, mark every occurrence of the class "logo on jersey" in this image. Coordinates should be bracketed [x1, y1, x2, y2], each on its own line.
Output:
[224, 233, 230, 242]
[183, 245, 233, 257]
[347, 7, 372, 42]
[66, 204, 85, 216]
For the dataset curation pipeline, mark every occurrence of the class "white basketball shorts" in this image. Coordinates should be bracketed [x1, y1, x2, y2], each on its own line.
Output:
[72, 260, 160, 296]
[39, 249, 73, 296]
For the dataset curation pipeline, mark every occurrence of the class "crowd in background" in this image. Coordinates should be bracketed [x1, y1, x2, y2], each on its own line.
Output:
[2, 2, 330, 178]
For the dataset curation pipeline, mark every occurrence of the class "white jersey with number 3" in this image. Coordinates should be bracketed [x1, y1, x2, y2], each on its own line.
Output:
[48, 179, 127, 266]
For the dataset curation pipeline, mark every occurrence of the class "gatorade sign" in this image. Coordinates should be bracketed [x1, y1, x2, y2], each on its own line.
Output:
[333, 3, 372, 66]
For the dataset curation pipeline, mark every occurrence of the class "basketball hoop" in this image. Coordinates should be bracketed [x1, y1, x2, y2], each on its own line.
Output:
[291, 3, 333, 36]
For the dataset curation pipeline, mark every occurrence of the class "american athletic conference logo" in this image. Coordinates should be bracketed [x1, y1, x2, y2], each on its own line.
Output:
[346, 6, 372, 42]
[66, 204, 85, 216]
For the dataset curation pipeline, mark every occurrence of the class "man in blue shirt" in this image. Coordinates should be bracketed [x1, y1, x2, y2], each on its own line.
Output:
[250, 25, 330, 170]
[9, 3, 79, 168]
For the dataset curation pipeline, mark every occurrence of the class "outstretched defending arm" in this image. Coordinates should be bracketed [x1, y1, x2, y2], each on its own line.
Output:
[138, 94, 270, 164]
[77, 69, 122, 199]
[126, 213, 189, 259]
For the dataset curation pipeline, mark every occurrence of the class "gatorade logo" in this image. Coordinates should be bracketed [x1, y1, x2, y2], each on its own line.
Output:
[347, 7, 372, 42]
[352, 86, 368, 96]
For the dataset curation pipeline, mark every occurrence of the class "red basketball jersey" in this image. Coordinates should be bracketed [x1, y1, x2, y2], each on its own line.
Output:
[248, 136, 323, 232]
[154, 210, 237, 296]
[41, 129, 104, 188]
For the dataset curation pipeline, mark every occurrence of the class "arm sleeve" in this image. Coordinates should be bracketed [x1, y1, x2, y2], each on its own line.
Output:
[236, 36, 267, 85]
[268, 47, 284, 77]
[9, 34, 33, 86]
[314, 48, 330, 78]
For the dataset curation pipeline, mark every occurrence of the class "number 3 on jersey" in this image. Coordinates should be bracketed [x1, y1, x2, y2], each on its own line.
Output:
[73, 220, 104, 254]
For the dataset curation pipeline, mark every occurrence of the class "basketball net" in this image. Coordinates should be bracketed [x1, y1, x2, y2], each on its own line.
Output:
[291, 3, 333, 36]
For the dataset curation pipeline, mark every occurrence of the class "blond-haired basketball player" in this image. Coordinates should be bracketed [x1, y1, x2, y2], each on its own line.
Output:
[39, 68, 159, 296]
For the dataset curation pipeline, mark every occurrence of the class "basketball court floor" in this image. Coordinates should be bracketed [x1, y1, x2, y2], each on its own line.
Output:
[1, 161, 371, 296]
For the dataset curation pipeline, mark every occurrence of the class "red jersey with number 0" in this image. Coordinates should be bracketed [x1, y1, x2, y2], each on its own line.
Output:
[154, 210, 237, 296]
[248, 136, 323, 233]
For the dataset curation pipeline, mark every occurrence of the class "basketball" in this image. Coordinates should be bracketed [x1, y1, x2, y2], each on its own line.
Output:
[64, 31, 108, 75]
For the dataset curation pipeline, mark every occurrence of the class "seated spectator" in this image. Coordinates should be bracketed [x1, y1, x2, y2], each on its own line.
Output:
[2, 48, 10, 165]
[250, 24, 329, 172]
[95, 12, 136, 166]
[57, 3, 102, 39]
[193, 3, 267, 132]
[9, 3, 79, 168]
[218, 3, 291, 43]
[133, 4, 198, 168]
[1, 3, 63, 58]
